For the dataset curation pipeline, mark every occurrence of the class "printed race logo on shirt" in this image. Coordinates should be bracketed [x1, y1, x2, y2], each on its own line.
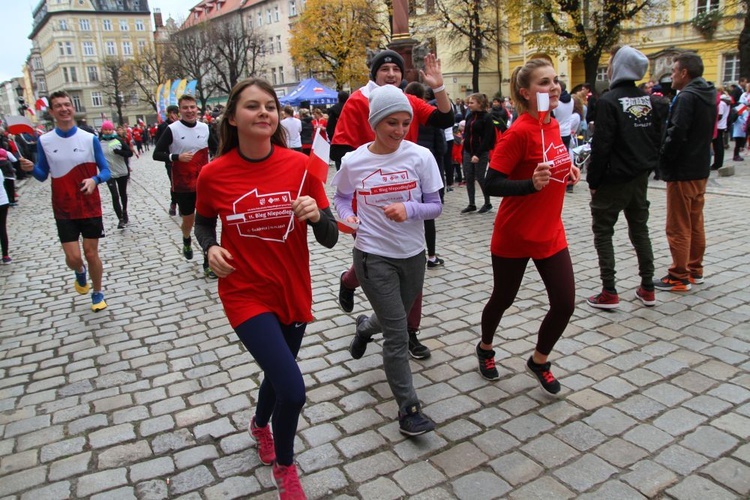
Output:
[225, 188, 293, 242]
[544, 142, 571, 183]
[357, 168, 417, 208]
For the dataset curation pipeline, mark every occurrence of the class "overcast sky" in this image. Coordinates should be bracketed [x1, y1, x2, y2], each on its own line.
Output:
[0, 0, 192, 84]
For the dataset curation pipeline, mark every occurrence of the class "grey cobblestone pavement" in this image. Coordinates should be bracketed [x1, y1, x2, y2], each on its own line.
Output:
[0, 151, 748, 499]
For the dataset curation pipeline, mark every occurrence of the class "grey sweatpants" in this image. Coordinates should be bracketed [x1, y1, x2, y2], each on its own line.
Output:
[353, 247, 425, 413]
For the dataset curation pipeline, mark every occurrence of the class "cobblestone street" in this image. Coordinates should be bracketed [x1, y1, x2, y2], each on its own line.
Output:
[1, 152, 748, 499]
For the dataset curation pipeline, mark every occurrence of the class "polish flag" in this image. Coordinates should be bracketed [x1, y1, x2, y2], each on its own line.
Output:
[537, 92, 551, 163]
[536, 92, 550, 124]
[336, 219, 359, 234]
[35, 97, 48, 111]
[5, 115, 35, 135]
[306, 128, 330, 184]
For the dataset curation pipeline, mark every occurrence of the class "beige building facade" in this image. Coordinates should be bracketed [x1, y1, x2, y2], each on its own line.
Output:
[28, 0, 156, 127]
[423, 0, 743, 98]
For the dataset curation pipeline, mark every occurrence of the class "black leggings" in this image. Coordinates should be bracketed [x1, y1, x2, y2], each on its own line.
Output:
[481, 248, 575, 355]
[0, 204, 7, 256]
[107, 176, 129, 220]
[735, 137, 746, 158]
[424, 219, 436, 256]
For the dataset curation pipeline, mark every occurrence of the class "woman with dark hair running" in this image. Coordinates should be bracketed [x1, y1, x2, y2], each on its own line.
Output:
[475, 59, 580, 394]
[194, 78, 338, 500]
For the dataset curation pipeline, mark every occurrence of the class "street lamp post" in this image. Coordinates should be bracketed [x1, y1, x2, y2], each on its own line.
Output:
[15, 84, 29, 116]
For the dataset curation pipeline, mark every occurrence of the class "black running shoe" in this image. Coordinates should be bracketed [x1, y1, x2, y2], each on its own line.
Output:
[476, 343, 499, 380]
[525, 356, 561, 394]
[426, 257, 445, 269]
[349, 315, 371, 359]
[408, 330, 431, 359]
[398, 404, 435, 436]
[338, 271, 355, 313]
[461, 205, 477, 214]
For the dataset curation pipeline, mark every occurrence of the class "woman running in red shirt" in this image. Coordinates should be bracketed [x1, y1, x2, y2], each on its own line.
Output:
[194, 78, 338, 500]
[476, 59, 580, 394]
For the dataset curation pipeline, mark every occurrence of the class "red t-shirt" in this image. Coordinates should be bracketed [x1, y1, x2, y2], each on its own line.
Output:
[196, 147, 330, 328]
[489, 113, 571, 260]
[331, 86, 438, 149]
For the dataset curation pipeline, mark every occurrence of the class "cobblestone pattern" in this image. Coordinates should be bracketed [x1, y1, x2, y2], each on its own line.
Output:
[0, 154, 748, 499]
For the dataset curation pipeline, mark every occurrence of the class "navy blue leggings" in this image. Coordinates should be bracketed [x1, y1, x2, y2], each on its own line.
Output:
[235, 313, 306, 466]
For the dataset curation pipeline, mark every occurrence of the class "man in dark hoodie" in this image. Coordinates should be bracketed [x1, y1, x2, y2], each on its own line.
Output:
[656, 52, 717, 292]
[586, 45, 667, 310]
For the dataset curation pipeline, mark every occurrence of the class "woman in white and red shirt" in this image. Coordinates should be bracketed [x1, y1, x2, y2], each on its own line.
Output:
[477, 59, 581, 394]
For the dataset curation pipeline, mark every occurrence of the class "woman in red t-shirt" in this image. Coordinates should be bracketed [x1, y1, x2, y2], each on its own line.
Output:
[312, 108, 328, 142]
[476, 59, 581, 394]
[194, 78, 338, 500]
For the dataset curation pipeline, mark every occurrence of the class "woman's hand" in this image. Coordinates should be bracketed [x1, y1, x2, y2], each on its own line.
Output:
[569, 165, 581, 185]
[292, 195, 320, 223]
[471, 155, 479, 164]
[532, 162, 552, 191]
[207, 246, 235, 278]
[383, 203, 407, 222]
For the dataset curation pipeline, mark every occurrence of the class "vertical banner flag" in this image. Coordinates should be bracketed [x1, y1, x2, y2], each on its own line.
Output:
[162, 79, 171, 108]
[175, 79, 188, 98]
[156, 83, 165, 122]
[185, 80, 198, 96]
[169, 80, 181, 106]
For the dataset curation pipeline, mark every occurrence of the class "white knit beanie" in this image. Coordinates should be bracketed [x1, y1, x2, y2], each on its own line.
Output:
[368, 85, 413, 130]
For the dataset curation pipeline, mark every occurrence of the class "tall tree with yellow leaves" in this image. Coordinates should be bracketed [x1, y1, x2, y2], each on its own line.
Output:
[505, 0, 656, 86]
[288, 0, 388, 90]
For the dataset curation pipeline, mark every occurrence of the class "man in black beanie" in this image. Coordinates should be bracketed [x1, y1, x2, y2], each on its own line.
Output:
[331, 49, 454, 359]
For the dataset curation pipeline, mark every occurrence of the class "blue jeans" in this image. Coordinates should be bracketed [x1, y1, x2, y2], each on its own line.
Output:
[353, 248, 424, 413]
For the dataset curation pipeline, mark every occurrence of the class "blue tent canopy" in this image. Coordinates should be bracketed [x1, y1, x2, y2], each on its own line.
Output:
[279, 78, 338, 106]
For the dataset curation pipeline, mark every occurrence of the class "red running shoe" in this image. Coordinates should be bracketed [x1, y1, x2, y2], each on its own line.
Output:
[586, 289, 620, 310]
[635, 287, 656, 307]
[272, 462, 307, 500]
[249, 416, 275, 465]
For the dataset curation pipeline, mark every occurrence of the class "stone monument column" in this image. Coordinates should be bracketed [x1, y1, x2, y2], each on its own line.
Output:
[389, 0, 420, 83]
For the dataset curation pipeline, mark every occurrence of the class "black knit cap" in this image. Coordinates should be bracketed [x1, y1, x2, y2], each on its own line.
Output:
[369, 50, 405, 82]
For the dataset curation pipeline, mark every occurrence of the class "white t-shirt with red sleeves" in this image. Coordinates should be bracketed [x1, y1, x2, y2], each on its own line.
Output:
[196, 146, 330, 328]
[169, 120, 210, 192]
[331, 140, 442, 259]
[489, 113, 571, 260]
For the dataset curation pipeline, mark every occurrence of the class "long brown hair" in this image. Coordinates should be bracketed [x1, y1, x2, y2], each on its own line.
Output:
[217, 78, 287, 157]
[510, 59, 553, 115]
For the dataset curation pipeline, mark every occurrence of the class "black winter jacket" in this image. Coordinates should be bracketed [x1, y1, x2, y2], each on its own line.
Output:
[659, 77, 717, 181]
[587, 81, 667, 189]
[463, 111, 495, 157]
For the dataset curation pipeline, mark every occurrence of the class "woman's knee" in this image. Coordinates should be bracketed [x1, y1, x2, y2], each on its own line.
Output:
[486, 291, 514, 315]
[277, 381, 306, 410]
[551, 295, 576, 319]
